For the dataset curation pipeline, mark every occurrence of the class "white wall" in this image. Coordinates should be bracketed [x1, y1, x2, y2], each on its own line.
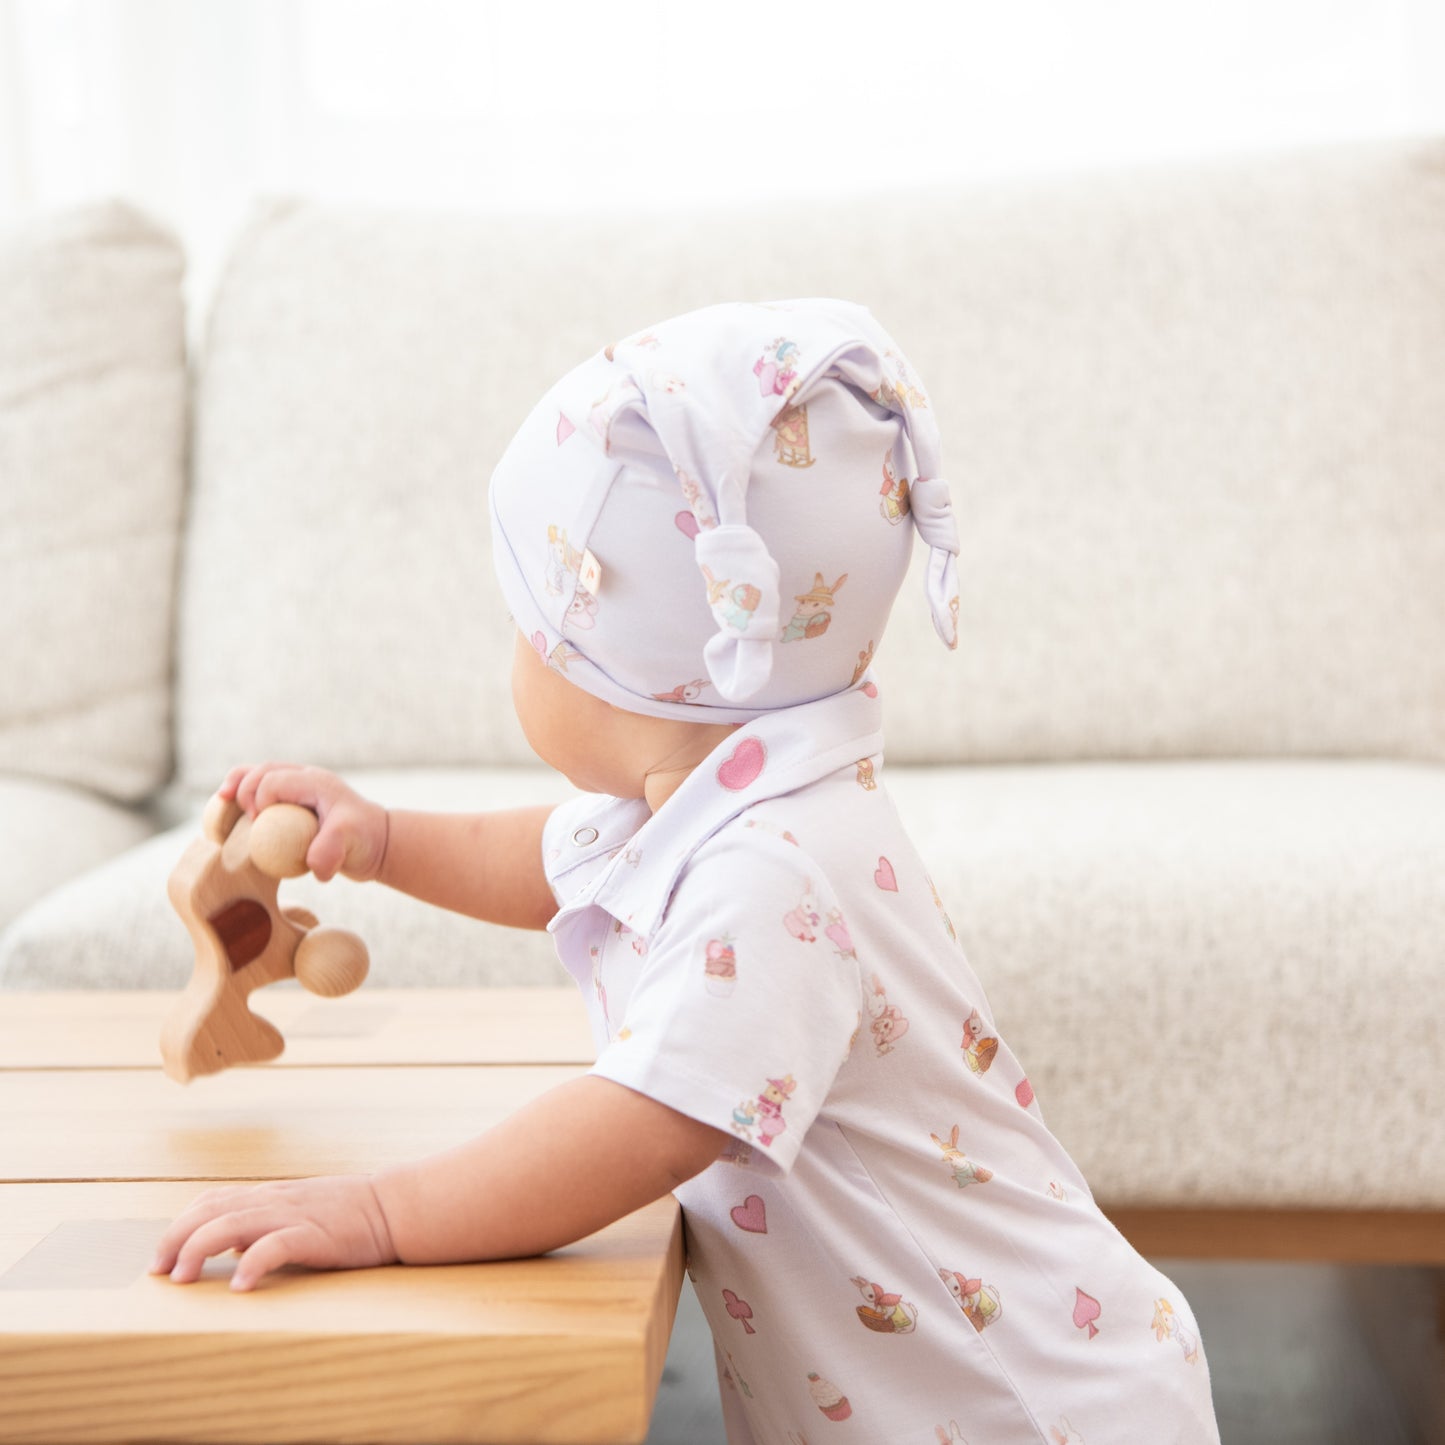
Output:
[2, 0, 1442, 318]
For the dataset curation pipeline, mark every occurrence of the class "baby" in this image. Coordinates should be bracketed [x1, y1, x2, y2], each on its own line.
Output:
[153, 299, 1221, 1444]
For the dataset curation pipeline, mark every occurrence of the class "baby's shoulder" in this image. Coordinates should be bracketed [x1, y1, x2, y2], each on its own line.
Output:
[667, 808, 842, 916]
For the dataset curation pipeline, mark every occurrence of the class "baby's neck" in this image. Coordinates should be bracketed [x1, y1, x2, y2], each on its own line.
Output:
[640, 723, 740, 813]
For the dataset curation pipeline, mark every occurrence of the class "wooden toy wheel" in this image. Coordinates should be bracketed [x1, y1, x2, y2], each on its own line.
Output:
[294, 927, 369, 998]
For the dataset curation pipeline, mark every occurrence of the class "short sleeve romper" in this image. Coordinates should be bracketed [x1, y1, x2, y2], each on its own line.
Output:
[543, 687, 1222, 1445]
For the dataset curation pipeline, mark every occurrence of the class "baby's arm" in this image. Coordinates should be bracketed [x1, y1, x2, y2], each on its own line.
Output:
[152, 1076, 726, 1289]
[222, 762, 558, 930]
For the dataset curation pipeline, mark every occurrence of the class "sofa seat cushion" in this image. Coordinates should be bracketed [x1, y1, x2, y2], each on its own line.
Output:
[0, 769, 576, 992]
[887, 758, 1445, 1211]
[0, 776, 158, 934]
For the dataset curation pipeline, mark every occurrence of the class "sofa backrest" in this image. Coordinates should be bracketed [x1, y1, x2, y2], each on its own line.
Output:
[177, 137, 1445, 788]
[0, 203, 187, 802]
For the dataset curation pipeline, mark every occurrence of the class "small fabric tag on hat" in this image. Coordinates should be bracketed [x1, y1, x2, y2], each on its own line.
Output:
[579, 548, 604, 595]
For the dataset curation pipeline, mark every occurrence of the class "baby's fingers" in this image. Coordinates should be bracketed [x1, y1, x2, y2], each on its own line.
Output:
[217, 765, 253, 802]
[165, 1206, 294, 1285]
[231, 1224, 323, 1292]
[150, 1185, 255, 1275]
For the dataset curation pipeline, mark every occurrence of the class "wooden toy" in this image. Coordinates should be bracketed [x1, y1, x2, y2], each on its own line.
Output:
[161, 796, 369, 1082]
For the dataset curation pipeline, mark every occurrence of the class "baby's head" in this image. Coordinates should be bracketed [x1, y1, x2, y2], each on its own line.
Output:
[490, 298, 959, 784]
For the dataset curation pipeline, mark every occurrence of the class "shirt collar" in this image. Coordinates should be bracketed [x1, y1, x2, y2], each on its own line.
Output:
[549, 684, 884, 941]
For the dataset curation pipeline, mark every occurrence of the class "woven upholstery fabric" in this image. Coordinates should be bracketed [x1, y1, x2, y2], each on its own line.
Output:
[181, 140, 1445, 784]
[0, 777, 154, 933]
[899, 758, 1445, 1209]
[0, 203, 187, 799]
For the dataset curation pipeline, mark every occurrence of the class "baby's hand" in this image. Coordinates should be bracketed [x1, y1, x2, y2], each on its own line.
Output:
[219, 763, 389, 882]
[151, 1176, 398, 1292]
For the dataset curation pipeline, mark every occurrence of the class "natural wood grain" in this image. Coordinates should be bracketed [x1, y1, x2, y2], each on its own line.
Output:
[0, 1065, 584, 1182]
[1103, 1205, 1445, 1265]
[0, 989, 596, 1068]
[0, 1183, 683, 1445]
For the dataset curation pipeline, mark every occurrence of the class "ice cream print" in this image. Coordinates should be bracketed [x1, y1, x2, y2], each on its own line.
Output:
[960, 1008, 999, 1075]
[781, 573, 847, 643]
[930, 1126, 993, 1188]
[704, 936, 737, 996]
[939, 1268, 1003, 1333]
[1152, 1298, 1201, 1363]
[806, 1371, 852, 1421]
[879, 453, 911, 523]
[754, 336, 802, 398]
[851, 1275, 919, 1334]
[771, 402, 817, 468]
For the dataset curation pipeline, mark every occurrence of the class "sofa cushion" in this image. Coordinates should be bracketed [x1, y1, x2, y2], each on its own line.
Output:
[875, 137, 1445, 765]
[181, 140, 1445, 784]
[0, 776, 156, 934]
[3, 759, 1439, 1213]
[0, 769, 575, 993]
[897, 758, 1445, 1212]
[0, 202, 187, 801]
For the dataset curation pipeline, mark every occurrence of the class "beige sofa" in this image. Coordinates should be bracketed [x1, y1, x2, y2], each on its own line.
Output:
[2, 137, 1443, 1267]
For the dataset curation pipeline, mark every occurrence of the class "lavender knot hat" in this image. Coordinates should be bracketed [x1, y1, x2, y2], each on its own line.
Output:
[489, 298, 961, 722]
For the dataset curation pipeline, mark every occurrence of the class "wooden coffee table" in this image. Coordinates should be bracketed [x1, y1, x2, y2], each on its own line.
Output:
[0, 989, 684, 1445]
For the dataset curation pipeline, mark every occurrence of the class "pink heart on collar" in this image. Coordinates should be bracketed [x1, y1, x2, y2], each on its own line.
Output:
[717, 737, 766, 791]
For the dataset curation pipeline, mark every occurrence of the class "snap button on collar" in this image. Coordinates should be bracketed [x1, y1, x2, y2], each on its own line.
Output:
[572, 826, 600, 846]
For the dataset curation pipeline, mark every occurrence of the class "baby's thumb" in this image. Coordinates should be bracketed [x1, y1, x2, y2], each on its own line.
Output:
[306, 826, 348, 883]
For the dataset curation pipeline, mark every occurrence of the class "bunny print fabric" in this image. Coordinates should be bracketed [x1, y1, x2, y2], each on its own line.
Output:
[543, 687, 1221, 1445]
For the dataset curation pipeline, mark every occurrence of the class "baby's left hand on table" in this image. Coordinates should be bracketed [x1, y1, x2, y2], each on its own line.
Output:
[151, 1176, 398, 1292]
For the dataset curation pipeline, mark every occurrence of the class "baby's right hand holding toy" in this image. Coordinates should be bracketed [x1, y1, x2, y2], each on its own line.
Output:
[220, 763, 390, 884]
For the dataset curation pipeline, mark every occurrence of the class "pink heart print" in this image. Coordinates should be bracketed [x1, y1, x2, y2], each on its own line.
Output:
[874, 856, 898, 891]
[556, 412, 575, 445]
[675, 510, 700, 540]
[1015, 1078, 1035, 1109]
[729, 1194, 768, 1233]
[717, 737, 766, 791]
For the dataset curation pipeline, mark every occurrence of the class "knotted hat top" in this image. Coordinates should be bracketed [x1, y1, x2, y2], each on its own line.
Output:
[489, 298, 960, 722]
